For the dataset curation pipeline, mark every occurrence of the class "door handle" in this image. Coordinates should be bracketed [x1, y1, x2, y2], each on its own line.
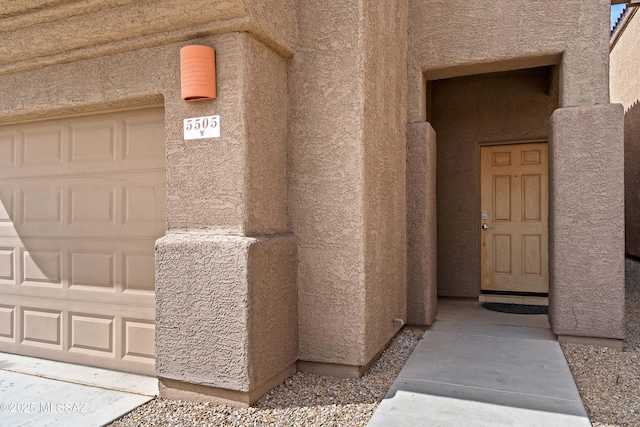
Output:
[482, 223, 493, 230]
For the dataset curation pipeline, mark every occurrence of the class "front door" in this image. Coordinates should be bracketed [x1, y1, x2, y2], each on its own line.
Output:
[480, 143, 548, 294]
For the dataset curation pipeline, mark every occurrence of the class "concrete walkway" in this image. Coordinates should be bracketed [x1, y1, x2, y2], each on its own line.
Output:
[368, 300, 591, 427]
[0, 352, 157, 426]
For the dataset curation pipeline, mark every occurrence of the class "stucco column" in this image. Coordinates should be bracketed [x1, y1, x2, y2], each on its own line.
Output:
[289, 0, 408, 376]
[548, 104, 625, 342]
[406, 122, 437, 325]
[155, 33, 297, 405]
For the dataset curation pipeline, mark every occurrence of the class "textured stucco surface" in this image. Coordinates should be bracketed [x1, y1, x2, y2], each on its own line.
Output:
[243, 36, 289, 236]
[167, 33, 289, 234]
[289, 0, 365, 365]
[0, 0, 295, 75]
[289, 0, 408, 367]
[431, 69, 557, 297]
[244, 0, 296, 57]
[548, 105, 625, 339]
[406, 122, 437, 325]
[408, 0, 610, 121]
[610, 10, 640, 258]
[610, 8, 640, 110]
[155, 233, 297, 392]
[362, 0, 408, 364]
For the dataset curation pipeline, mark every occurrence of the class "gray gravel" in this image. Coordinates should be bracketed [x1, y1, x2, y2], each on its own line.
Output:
[109, 328, 423, 427]
[624, 258, 640, 351]
[561, 258, 640, 427]
[112, 259, 640, 427]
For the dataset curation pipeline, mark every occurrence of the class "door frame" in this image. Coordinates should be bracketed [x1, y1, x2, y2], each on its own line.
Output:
[477, 138, 549, 303]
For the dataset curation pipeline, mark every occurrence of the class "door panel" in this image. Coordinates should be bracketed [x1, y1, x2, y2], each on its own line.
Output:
[480, 143, 548, 294]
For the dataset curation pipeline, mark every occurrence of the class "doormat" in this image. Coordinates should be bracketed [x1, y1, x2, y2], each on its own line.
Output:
[481, 302, 548, 315]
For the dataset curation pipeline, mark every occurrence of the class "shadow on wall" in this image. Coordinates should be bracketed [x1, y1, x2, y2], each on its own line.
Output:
[626, 100, 640, 258]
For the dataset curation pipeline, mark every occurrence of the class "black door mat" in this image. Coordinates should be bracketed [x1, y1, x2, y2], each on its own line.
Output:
[481, 302, 548, 315]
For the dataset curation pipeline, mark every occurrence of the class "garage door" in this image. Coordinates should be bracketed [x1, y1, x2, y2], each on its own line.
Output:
[0, 108, 165, 375]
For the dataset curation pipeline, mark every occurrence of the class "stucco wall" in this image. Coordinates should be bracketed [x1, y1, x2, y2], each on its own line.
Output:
[430, 68, 558, 297]
[548, 105, 625, 339]
[156, 233, 297, 393]
[408, 0, 610, 121]
[289, 0, 408, 367]
[610, 9, 640, 258]
[289, 0, 366, 365]
[611, 8, 640, 110]
[406, 122, 437, 325]
[0, 0, 295, 76]
[362, 0, 408, 363]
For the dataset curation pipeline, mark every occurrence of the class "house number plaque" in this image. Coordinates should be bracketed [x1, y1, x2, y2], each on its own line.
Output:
[184, 115, 220, 140]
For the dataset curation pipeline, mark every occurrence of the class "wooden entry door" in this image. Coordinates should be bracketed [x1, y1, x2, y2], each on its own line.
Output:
[480, 143, 548, 294]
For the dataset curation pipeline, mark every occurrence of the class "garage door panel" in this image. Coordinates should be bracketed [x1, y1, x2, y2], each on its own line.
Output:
[0, 247, 15, 282]
[121, 173, 166, 232]
[22, 126, 64, 166]
[69, 313, 115, 357]
[0, 238, 156, 306]
[69, 119, 117, 163]
[22, 188, 62, 224]
[0, 294, 156, 375]
[123, 115, 165, 161]
[0, 108, 163, 375]
[69, 186, 116, 225]
[21, 307, 63, 349]
[0, 110, 165, 180]
[122, 318, 155, 363]
[123, 251, 155, 294]
[3, 173, 164, 239]
[0, 305, 15, 341]
[0, 132, 17, 167]
[22, 249, 64, 287]
[0, 190, 15, 224]
[69, 251, 115, 291]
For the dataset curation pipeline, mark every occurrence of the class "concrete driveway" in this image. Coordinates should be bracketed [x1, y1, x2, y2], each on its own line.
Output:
[0, 352, 157, 427]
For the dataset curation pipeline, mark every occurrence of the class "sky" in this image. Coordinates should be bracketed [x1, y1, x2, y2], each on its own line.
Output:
[611, 4, 626, 29]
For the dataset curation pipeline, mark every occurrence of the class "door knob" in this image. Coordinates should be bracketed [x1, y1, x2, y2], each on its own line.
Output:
[482, 223, 493, 230]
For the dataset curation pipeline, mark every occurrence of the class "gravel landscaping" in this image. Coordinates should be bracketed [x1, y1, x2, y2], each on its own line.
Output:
[109, 329, 423, 427]
[111, 258, 640, 427]
[561, 258, 640, 427]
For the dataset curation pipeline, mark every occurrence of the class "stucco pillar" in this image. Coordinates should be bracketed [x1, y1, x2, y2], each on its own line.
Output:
[406, 122, 437, 325]
[289, 0, 408, 376]
[155, 33, 297, 405]
[548, 104, 625, 342]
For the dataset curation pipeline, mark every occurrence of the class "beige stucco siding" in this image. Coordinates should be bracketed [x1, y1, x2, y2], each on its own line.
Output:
[0, 0, 295, 76]
[549, 104, 625, 340]
[610, 9, 640, 258]
[289, 0, 367, 365]
[406, 122, 437, 325]
[409, 0, 611, 121]
[362, 0, 408, 362]
[290, 0, 408, 367]
[611, 8, 640, 110]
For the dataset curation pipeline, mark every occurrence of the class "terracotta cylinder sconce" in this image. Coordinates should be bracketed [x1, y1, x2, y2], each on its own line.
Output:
[180, 45, 216, 101]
